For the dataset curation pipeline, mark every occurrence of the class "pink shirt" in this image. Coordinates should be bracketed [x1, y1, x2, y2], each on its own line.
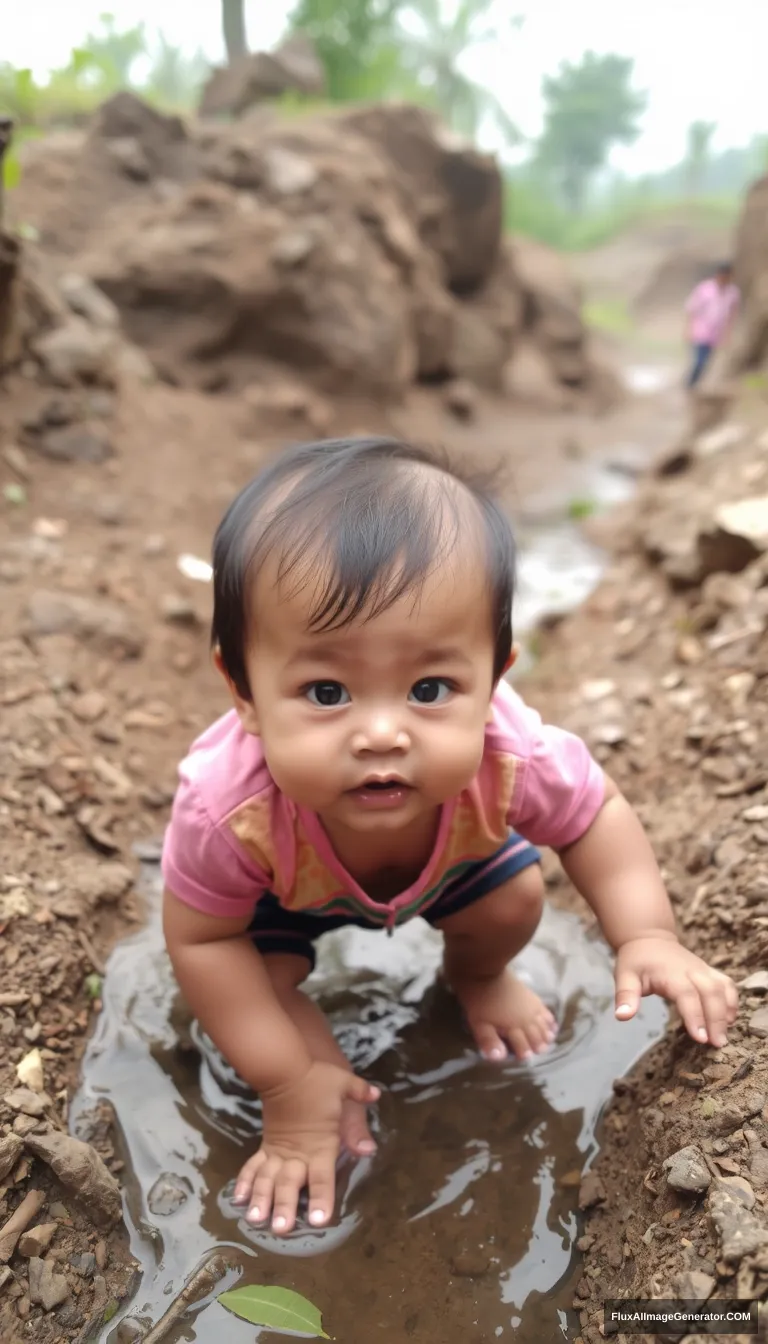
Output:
[162, 680, 605, 931]
[686, 278, 739, 346]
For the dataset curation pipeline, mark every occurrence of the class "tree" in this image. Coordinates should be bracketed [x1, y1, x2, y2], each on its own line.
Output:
[287, 0, 402, 101]
[395, 0, 521, 142]
[78, 12, 147, 85]
[684, 119, 716, 197]
[536, 51, 647, 213]
[145, 35, 210, 108]
[222, 0, 248, 64]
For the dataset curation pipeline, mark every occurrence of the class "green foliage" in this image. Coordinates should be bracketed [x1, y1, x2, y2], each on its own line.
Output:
[2, 149, 21, 191]
[536, 51, 647, 212]
[394, 0, 522, 143]
[287, 0, 403, 101]
[581, 298, 633, 336]
[218, 1285, 329, 1337]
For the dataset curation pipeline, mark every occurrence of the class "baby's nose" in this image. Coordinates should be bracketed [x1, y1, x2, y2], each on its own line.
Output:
[352, 709, 409, 754]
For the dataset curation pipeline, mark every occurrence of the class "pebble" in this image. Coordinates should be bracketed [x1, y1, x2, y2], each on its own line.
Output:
[38, 428, 114, 465]
[714, 1175, 756, 1209]
[24, 1131, 122, 1229]
[443, 378, 477, 421]
[28, 1257, 70, 1312]
[748, 1006, 768, 1037]
[663, 1145, 711, 1194]
[0, 1133, 23, 1180]
[18, 1223, 58, 1257]
[16, 1048, 44, 1092]
[578, 1172, 606, 1210]
[2, 1087, 49, 1117]
[147, 1172, 191, 1217]
[708, 1185, 768, 1264]
[70, 1251, 97, 1278]
[160, 593, 200, 626]
[740, 970, 768, 992]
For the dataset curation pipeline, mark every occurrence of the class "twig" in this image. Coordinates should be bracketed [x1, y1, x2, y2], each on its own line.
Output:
[0, 1188, 46, 1263]
[77, 929, 106, 976]
[139, 1253, 231, 1343]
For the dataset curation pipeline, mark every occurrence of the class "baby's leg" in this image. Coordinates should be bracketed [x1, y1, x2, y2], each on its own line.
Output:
[265, 953, 376, 1157]
[433, 866, 557, 1062]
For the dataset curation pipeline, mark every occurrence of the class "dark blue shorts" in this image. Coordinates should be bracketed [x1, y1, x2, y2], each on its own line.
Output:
[248, 831, 540, 969]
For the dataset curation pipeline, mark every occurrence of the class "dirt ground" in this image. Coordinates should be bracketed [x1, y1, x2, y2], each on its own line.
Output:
[1, 216, 767, 1339]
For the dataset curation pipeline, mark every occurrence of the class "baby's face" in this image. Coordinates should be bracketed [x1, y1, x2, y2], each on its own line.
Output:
[234, 555, 499, 837]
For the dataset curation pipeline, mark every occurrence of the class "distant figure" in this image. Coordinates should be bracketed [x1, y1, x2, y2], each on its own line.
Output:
[684, 261, 740, 388]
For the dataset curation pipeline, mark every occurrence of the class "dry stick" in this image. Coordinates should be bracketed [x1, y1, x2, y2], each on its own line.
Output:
[139, 1253, 231, 1344]
[0, 1188, 46, 1263]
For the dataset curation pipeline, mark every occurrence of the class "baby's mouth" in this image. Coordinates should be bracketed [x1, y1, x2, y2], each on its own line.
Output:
[346, 778, 415, 806]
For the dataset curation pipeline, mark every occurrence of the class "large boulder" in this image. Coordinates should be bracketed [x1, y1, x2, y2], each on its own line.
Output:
[339, 103, 503, 293]
[80, 180, 416, 395]
[200, 34, 325, 118]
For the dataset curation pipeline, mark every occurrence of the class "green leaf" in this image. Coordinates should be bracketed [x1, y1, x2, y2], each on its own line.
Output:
[3, 483, 26, 506]
[3, 150, 20, 191]
[85, 973, 103, 1000]
[218, 1285, 329, 1338]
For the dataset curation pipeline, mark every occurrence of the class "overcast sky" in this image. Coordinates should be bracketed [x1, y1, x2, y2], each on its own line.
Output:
[4, 0, 764, 172]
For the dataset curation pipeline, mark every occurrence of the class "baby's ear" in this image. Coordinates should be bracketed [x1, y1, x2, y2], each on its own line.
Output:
[503, 644, 520, 675]
[213, 647, 260, 734]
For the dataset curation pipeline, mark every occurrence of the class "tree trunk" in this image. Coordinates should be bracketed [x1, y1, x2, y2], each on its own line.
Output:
[222, 0, 248, 64]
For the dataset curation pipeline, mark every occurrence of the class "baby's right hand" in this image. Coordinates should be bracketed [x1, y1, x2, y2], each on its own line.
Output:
[233, 1061, 380, 1235]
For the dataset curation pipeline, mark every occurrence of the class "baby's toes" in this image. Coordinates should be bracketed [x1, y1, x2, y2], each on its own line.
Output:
[507, 1026, 535, 1061]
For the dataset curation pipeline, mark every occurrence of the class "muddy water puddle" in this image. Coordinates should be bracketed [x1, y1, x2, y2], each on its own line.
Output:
[74, 876, 665, 1343]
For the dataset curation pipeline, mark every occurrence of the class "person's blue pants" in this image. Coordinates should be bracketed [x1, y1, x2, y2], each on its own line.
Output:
[688, 343, 713, 387]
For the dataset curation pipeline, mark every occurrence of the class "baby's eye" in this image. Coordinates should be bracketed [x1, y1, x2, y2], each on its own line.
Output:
[305, 681, 350, 707]
[409, 678, 453, 705]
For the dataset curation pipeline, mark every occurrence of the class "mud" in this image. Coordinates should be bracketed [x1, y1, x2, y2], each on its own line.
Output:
[73, 875, 664, 1343]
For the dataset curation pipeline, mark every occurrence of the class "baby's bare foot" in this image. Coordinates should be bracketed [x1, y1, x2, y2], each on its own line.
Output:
[451, 968, 557, 1062]
[339, 1097, 377, 1158]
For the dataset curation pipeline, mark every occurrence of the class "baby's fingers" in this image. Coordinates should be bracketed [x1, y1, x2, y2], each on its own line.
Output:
[307, 1151, 338, 1229]
[246, 1154, 283, 1226]
[233, 1149, 266, 1206]
[271, 1158, 309, 1234]
[694, 973, 738, 1048]
[674, 982, 711, 1045]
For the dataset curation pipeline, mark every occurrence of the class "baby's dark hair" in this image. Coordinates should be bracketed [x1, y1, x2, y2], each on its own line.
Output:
[212, 436, 516, 699]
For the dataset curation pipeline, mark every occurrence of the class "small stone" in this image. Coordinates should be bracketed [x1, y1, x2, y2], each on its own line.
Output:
[18, 1223, 57, 1257]
[593, 722, 627, 747]
[39, 427, 114, 465]
[715, 1176, 755, 1209]
[450, 1249, 490, 1278]
[3, 445, 30, 479]
[663, 1145, 711, 1194]
[578, 1171, 606, 1210]
[748, 1007, 768, 1038]
[94, 1240, 108, 1271]
[23, 1131, 122, 1228]
[2, 1088, 48, 1117]
[147, 1172, 191, 1217]
[581, 679, 616, 703]
[0, 1133, 24, 1180]
[48, 1204, 70, 1220]
[34, 320, 117, 387]
[23, 590, 144, 658]
[16, 1049, 44, 1092]
[27, 1257, 70, 1311]
[70, 1251, 97, 1278]
[71, 691, 107, 724]
[672, 1269, 715, 1300]
[92, 493, 126, 526]
[576, 1234, 594, 1252]
[160, 593, 200, 627]
[108, 136, 151, 180]
[443, 378, 477, 421]
[708, 1186, 768, 1263]
[59, 274, 120, 330]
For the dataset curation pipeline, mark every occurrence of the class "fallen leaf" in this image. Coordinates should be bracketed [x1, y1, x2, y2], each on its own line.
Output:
[218, 1285, 329, 1338]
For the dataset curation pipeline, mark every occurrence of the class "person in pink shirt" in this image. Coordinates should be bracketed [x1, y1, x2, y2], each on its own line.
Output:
[684, 260, 739, 387]
[161, 436, 738, 1236]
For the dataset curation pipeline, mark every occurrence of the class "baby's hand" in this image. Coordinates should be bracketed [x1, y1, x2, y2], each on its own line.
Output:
[233, 1061, 379, 1235]
[614, 935, 739, 1047]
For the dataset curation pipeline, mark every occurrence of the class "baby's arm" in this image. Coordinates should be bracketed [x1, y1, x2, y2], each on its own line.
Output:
[558, 776, 738, 1046]
[162, 890, 378, 1233]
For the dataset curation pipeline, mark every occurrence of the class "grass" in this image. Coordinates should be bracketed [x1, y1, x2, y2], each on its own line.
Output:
[581, 298, 635, 337]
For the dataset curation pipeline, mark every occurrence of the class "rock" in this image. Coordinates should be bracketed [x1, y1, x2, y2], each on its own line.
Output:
[696, 497, 768, 578]
[160, 594, 200, 627]
[107, 136, 151, 181]
[714, 1176, 756, 1209]
[70, 1252, 97, 1278]
[578, 1171, 606, 1210]
[443, 378, 477, 421]
[34, 320, 118, 388]
[3, 1088, 49, 1117]
[448, 301, 510, 389]
[92, 493, 126, 526]
[708, 1185, 768, 1263]
[663, 1146, 711, 1194]
[509, 235, 584, 351]
[671, 1269, 715, 1300]
[71, 691, 108, 723]
[59, 274, 119, 330]
[17, 1224, 57, 1257]
[147, 1173, 191, 1217]
[23, 590, 144, 658]
[27, 1257, 69, 1312]
[83, 179, 416, 397]
[23, 1132, 122, 1229]
[505, 337, 573, 410]
[16, 1049, 44, 1092]
[263, 145, 319, 196]
[341, 103, 503, 291]
[748, 1007, 768, 1038]
[0, 1133, 23, 1180]
[745, 1130, 768, 1190]
[200, 33, 325, 118]
[38, 427, 114, 464]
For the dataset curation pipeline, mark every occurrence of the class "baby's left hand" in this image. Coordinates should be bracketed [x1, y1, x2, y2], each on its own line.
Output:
[614, 935, 739, 1047]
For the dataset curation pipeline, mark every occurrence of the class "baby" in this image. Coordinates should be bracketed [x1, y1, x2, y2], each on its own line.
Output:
[161, 435, 738, 1237]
